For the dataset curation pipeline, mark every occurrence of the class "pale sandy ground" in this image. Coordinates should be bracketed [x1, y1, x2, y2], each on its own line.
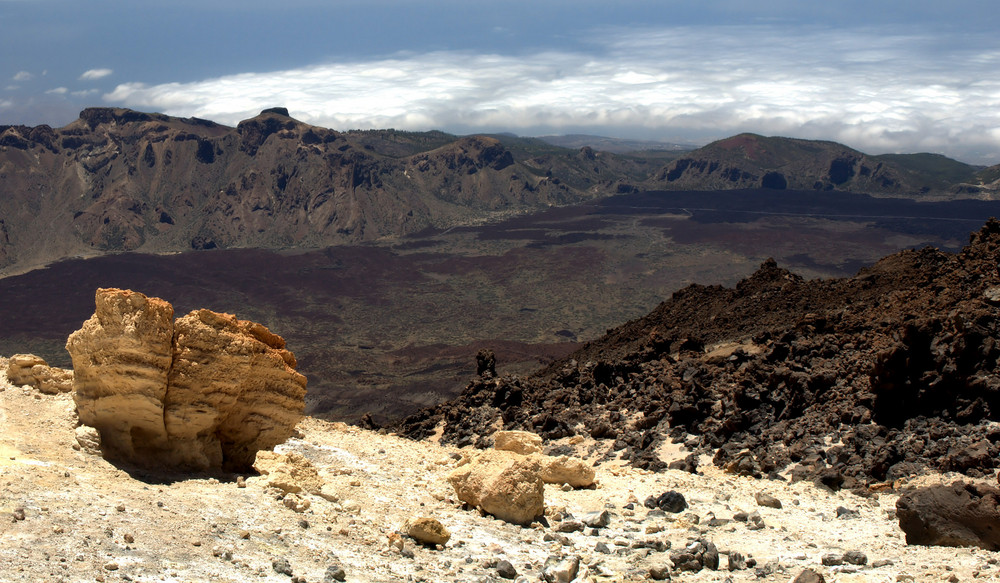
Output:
[2, 360, 1000, 583]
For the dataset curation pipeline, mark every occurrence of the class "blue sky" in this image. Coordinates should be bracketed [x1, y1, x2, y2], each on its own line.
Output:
[3, 0, 1000, 163]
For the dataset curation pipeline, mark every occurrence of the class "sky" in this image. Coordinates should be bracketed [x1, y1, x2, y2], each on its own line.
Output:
[2, 0, 1000, 164]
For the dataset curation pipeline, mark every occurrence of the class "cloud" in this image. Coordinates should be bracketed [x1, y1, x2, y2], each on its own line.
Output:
[79, 68, 113, 81]
[45, 87, 67, 95]
[12, 71, 32, 82]
[104, 25, 1000, 163]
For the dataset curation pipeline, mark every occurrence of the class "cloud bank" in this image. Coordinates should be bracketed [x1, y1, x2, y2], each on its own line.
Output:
[104, 26, 1000, 163]
[79, 68, 113, 81]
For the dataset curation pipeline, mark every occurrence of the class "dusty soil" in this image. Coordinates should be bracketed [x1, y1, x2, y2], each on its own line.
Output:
[3, 365, 1000, 583]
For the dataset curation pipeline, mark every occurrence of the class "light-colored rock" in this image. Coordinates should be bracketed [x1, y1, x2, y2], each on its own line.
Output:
[447, 449, 545, 525]
[494, 430, 543, 455]
[405, 516, 451, 546]
[65, 288, 307, 471]
[282, 493, 311, 513]
[253, 451, 324, 495]
[536, 454, 596, 488]
[7, 354, 74, 394]
[74, 425, 102, 455]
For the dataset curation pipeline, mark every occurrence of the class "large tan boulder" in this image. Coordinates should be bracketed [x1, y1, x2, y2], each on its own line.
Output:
[7, 353, 74, 394]
[447, 449, 545, 525]
[493, 430, 543, 455]
[65, 288, 307, 472]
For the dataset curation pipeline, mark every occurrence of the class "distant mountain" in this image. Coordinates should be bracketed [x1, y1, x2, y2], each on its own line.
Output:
[647, 133, 989, 198]
[0, 108, 644, 275]
[536, 134, 696, 154]
[1, 111, 996, 275]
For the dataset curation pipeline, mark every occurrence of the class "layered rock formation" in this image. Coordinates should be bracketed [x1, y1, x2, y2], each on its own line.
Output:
[66, 288, 307, 471]
[5, 353, 73, 394]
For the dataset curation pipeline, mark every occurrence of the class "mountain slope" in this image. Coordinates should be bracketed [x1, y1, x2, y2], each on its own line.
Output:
[397, 220, 1000, 486]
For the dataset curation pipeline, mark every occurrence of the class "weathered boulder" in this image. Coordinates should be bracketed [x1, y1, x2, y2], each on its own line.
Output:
[6, 353, 74, 394]
[896, 481, 1000, 550]
[536, 454, 596, 488]
[66, 288, 307, 472]
[447, 449, 545, 525]
[494, 430, 543, 455]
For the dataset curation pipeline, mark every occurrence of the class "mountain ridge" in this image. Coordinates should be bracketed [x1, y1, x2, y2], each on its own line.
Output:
[2, 108, 998, 276]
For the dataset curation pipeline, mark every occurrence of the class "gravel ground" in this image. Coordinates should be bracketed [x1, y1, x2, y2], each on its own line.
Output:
[2, 364, 999, 583]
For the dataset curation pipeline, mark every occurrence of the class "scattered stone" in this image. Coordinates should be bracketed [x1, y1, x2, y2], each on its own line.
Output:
[670, 539, 718, 572]
[644, 491, 688, 513]
[728, 551, 747, 571]
[123, 534, 134, 544]
[896, 481, 1000, 550]
[595, 542, 611, 554]
[755, 492, 782, 509]
[822, 553, 844, 566]
[282, 493, 311, 513]
[555, 520, 584, 533]
[792, 568, 825, 583]
[836, 506, 859, 519]
[542, 555, 580, 583]
[843, 550, 868, 565]
[649, 564, 671, 580]
[871, 559, 894, 568]
[447, 449, 545, 525]
[272, 556, 293, 576]
[494, 430, 543, 455]
[582, 510, 611, 528]
[496, 559, 518, 579]
[323, 565, 347, 582]
[236, 476, 246, 488]
[406, 516, 451, 546]
[103, 562, 119, 571]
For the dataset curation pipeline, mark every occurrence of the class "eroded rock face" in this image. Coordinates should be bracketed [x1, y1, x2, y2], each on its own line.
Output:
[66, 288, 306, 471]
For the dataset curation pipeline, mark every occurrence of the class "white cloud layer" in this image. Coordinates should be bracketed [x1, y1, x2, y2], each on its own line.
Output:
[103, 26, 1000, 163]
[79, 68, 113, 81]
[12, 71, 32, 82]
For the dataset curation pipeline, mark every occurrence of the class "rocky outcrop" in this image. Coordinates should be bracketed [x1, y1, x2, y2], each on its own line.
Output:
[447, 449, 545, 525]
[493, 430, 543, 455]
[896, 482, 1000, 550]
[6, 354, 73, 394]
[65, 288, 307, 472]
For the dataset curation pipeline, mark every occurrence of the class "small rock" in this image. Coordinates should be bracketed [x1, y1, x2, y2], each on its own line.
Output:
[843, 550, 867, 566]
[792, 569, 825, 583]
[582, 510, 611, 528]
[595, 542, 611, 554]
[236, 476, 246, 488]
[821, 553, 843, 566]
[555, 520, 584, 533]
[12, 508, 25, 521]
[406, 516, 451, 546]
[542, 555, 580, 583]
[103, 562, 119, 571]
[123, 534, 134, 544]
[728, 551, 747, 571]
[323, 564, 347, 582]
[497, 559, 518, 579]
[872, 559, 894, 568]
[755, 492, 782, 509]
[644, 491, 688, 513]
[649, 564, 672, 580]
[836, 506, 859, 519]
[273, 557, 293, 576]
